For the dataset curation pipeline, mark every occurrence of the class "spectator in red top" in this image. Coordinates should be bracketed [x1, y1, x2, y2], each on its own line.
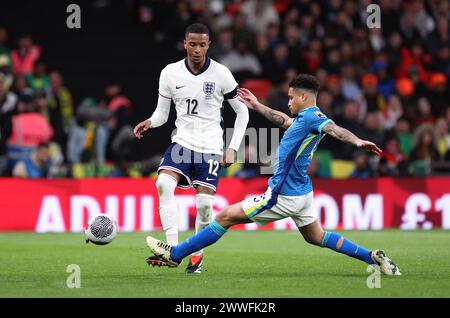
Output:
[395, 42, 430, 83]
[11, 35, 41, 76]
[377, 137, 408, 177]
[6, 91, 53, 168]
[382, 137, 408, 169]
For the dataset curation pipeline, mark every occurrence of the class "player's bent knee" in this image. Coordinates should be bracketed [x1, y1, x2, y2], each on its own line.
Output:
[300, 229, 322, 246]
[215, 204, 247, 228]
[305, 235, 322, 246]
[299, 221, 325, 246]
[215, 209, 230, 224]
[155, 173, 177, 197]
[215, 207, 237, 228]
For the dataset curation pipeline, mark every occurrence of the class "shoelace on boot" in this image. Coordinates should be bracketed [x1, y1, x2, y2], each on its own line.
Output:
[157, 241, 172, 251]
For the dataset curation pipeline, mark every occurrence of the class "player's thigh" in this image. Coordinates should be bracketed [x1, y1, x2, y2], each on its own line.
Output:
[158, 143, 193, 188]
[215, 202, 253, 228]
[243, 189, 315, 227]
[192, 152, 221, 193]
[287, 192, 322, 245]
[240, 189, 279, 226]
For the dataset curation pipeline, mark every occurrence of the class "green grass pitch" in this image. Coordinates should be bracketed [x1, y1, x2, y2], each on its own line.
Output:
[1, 230, 449, 297]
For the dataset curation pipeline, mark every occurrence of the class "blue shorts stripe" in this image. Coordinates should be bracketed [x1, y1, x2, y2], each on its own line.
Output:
[249, 196, 278, 218]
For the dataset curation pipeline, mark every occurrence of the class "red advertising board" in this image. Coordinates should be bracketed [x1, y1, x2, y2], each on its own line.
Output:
[0, 177, 449, 232]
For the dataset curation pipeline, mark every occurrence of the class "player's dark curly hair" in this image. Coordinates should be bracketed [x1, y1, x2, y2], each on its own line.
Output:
[185, 23, 210, 37]
[289, 74, 320, 96]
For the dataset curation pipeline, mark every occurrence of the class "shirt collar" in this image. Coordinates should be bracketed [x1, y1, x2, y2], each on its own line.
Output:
[184, 56, 211, 76]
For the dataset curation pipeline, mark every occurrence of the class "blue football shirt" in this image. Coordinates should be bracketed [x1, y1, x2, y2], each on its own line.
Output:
[268, 106, 333, 196]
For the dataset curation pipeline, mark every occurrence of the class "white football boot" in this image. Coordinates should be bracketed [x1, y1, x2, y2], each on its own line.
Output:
[371, 249, 402, 276]
[146, 236, 180, 268]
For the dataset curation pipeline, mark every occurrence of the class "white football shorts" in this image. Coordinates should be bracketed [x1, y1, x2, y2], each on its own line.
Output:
[240, 187, 316, 228]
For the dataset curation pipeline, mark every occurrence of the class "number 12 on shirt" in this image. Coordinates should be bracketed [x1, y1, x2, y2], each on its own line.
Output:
[186, 99, 198, 115]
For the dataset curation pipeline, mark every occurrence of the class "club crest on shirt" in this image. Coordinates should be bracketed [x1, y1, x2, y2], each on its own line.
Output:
[203, 82, 215, 98]
[314, 111, 326, 118]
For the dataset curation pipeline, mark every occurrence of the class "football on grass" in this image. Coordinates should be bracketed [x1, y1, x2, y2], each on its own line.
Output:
[85, 214, 118, 245]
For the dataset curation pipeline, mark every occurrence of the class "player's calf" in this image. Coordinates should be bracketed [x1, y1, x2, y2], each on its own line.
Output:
[320, 231, 376, 265]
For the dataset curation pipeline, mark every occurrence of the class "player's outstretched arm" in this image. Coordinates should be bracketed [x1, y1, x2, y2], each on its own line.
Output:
[133, 94, 171, 139]
[322, 121, 382, 156]
[237, 88, 293, 129]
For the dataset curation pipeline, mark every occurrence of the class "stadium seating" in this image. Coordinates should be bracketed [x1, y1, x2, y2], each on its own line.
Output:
[331, 160, 355, 179]
[314, 150, 333, 177]
[241, 78, 272, 101]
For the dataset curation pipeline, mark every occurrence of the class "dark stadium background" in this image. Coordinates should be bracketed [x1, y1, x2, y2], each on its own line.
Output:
[1, 0, 175, 159]
[0, 0, 278, 161]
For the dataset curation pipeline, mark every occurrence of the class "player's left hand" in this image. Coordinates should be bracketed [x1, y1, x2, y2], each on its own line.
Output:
[221, 148, 237, 168]
[356, 139, 383, 156]
[133, 119, 151, 139]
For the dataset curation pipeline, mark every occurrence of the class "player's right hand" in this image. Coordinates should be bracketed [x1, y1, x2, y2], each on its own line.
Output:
[356, 139, 383, 156]
[133, 119, 151, 139]
[237, 88, 260, 110]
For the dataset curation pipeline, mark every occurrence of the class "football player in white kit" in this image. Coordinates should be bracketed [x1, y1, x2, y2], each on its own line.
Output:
[133, 23, 249, 273]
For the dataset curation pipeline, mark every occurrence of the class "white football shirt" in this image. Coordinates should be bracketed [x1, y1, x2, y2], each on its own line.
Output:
[158, 57, 238, 155]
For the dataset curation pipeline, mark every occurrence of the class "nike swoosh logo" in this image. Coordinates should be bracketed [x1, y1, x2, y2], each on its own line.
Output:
[206, 178, 216, 181]
[176, 85, 185, 89]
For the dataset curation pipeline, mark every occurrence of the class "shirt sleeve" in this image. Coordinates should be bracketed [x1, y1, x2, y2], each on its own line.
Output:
[158, 67, 172, 99]
[307, 110, 334, 134]
[227, 98, 249, 151]
[221, 66, 239, 99]
[147, 94, 171, 128]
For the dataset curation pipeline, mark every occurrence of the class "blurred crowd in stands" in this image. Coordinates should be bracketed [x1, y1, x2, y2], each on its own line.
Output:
[1, 0, 450, 179]
[0, 28, 136, 178]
